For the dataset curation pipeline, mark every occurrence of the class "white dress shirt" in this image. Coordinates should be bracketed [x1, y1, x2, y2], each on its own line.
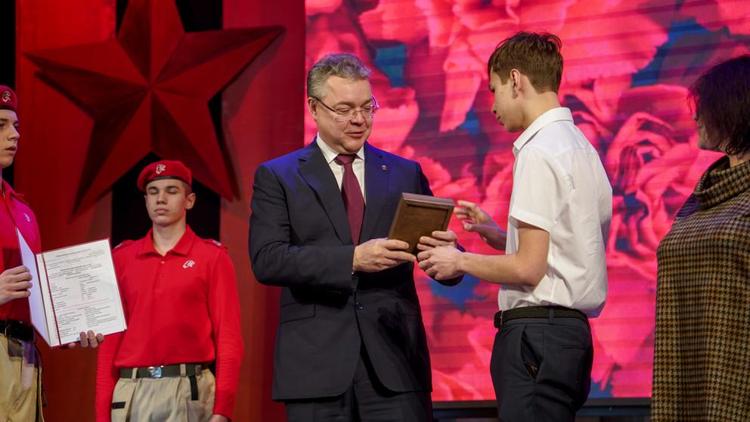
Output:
[316, 135, 366, 203]
[501, 107, 612, 316]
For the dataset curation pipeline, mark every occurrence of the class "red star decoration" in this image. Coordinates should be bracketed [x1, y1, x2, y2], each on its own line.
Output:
[26, 0, 282, 214]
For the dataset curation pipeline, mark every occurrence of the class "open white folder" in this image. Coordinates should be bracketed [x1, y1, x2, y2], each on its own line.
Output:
[18, 230, 126, 347]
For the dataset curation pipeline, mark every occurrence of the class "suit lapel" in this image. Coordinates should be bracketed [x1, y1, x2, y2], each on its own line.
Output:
[298, 142, 352, 244]
[361, 144, 390, 242]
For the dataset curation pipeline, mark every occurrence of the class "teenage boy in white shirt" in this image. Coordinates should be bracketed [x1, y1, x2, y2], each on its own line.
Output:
[417, 32, 612, 421]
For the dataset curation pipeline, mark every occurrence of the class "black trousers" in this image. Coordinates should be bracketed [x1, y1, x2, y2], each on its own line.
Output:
[285, 347, 432, 422]
[490, 314, 593, 422]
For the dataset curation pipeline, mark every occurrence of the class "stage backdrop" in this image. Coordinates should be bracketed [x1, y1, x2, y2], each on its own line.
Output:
[304, 0, 748, 401]
[12, 1, 750, 421]
[16, 0, 301, 420]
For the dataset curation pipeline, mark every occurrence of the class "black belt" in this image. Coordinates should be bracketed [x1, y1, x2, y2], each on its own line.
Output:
[0, 320, 34, 342]
[119, 363, 209, 379]
[494, 306, 588, 328]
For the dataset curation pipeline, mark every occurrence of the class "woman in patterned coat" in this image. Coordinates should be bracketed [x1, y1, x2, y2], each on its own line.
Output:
[652, 55, 750, 421]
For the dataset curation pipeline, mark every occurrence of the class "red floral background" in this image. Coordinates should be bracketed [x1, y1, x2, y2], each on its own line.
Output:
[304, 0, 748, 400]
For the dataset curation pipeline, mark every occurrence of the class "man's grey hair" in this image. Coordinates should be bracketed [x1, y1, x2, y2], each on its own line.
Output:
[307, 53, 371, 99]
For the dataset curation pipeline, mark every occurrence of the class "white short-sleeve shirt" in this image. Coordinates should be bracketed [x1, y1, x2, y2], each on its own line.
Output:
[500, 107, 612, 316]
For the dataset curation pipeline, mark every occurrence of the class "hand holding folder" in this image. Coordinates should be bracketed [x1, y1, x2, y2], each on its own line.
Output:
[18, 230, 126, 347]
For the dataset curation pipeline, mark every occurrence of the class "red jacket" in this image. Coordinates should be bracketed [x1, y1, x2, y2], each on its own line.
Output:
[0, 180, 42, 322]
[95, 226, 243, 420]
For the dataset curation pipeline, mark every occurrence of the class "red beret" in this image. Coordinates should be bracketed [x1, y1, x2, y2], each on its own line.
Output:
[137, 160, 192, 191]
[0, 86, 18, 113]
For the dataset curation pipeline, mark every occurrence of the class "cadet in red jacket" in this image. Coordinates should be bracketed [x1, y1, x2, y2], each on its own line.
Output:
[0, 85, 101, 421]
[95, 160, 244, 422]
[0, 84, 44, 422]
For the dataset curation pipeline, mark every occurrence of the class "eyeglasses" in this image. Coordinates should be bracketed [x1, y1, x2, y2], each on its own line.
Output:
[311, 96, 380, 122]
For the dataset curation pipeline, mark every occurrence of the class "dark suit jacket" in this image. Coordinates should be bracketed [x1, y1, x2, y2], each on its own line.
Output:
[249, 141, 458, 401]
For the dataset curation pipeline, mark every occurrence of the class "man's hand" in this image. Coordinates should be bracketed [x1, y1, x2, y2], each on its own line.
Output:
[417, 230, 458, 251]
[455, 200, 506, 250]
[67, 331, 105, 349]
[417, 246, 464, 280]
[353, 238, 415, 273]
[208, 415, 228, 422]
[0, 265, 32, 306]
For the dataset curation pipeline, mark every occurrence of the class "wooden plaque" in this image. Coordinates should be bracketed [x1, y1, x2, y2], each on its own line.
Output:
[387, 193, 455, 254]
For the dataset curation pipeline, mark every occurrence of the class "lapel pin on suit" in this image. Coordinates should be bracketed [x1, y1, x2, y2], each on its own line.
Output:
[381, 164, 388, 172]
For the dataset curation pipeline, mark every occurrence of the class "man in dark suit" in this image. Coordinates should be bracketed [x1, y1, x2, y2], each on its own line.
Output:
[249, 53, 459, 421]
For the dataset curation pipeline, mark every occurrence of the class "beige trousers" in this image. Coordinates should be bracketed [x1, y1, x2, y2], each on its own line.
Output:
[111, 367, 215, 422]
[0, 334, 43, 422]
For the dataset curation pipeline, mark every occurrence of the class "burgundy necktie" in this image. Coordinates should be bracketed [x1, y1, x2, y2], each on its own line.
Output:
[335, 154, 365, 244]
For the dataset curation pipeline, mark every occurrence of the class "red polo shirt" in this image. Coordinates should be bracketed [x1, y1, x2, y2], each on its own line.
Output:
[0, 181, 42, 323]
[95, 226, 243, 420]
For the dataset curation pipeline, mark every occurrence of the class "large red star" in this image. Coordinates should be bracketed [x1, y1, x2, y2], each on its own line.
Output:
[26, 0, 282, 214]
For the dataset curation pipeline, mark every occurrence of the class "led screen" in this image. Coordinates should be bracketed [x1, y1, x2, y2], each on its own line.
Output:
[305, 0, 747, 400]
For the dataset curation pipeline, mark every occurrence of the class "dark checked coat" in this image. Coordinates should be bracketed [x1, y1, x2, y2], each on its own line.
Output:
[653, 157, 750, 421]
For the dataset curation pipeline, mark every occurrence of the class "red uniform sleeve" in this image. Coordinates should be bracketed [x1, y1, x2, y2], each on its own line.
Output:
[208, 249, 244, 418]
[95, 331, 123, 422]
